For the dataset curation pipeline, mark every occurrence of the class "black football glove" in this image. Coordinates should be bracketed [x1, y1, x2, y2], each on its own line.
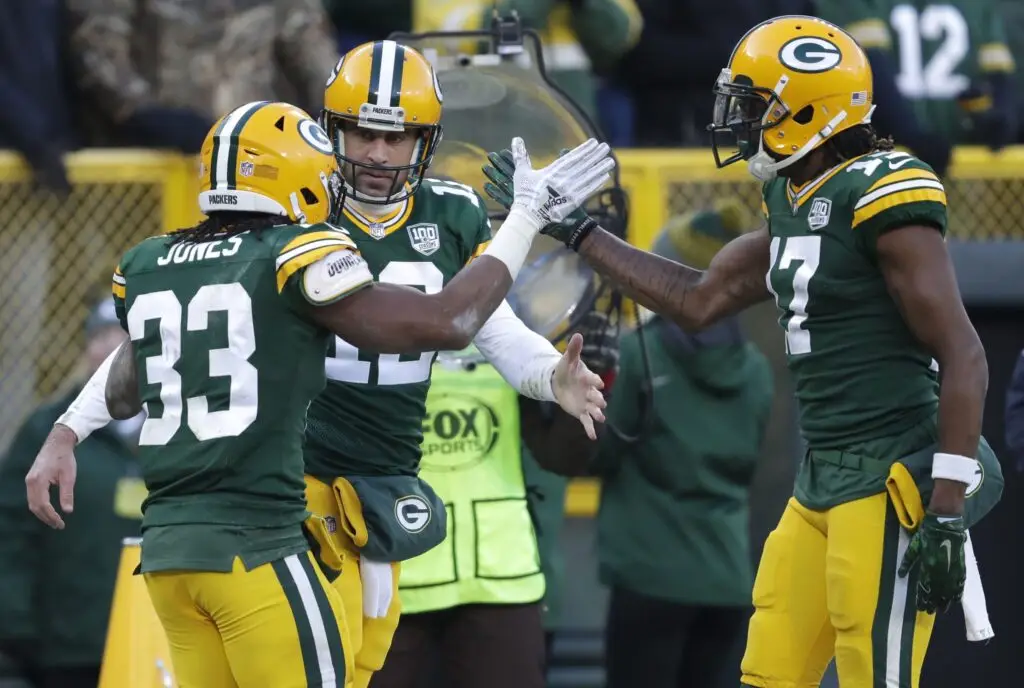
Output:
[897, 512, 968, 614]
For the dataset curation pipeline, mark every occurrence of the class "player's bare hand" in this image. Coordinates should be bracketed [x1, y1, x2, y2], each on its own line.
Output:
[25, 423, 79, 529]
[552, 333, 607, 440]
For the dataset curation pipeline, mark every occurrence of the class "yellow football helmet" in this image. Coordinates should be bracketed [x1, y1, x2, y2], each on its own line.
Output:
[709, 15, 874, 181]
[198, 101, 342, 225]
[321, 39, 444, 204]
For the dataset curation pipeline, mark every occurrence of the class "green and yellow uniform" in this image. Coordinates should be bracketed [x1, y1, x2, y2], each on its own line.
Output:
[300, 178, 493, 681]
[112, 224, 362, 687]
[743, 150, 1003, 688]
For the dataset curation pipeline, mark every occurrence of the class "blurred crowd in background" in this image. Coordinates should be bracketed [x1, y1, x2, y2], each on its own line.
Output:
[2, 0, 1023, 195]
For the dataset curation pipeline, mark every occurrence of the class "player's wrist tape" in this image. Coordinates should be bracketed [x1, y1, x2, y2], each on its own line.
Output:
[568, 216, 598, 252]
[932, 452, 978, 485]
[483, 206, 539, 281]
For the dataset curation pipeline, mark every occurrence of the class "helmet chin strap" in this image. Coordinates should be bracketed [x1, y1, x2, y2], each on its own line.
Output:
[747, 109, 849, 183]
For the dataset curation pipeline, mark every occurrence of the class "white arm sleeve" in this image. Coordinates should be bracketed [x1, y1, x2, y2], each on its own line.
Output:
[473, 300, 561, 402]
[55, 344, 118, 443]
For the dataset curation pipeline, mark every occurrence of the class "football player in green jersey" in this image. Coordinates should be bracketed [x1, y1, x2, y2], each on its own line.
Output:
[484, 15, 1005, 688]
[304, 40, 611, 688]
[24, 98, 613, 687]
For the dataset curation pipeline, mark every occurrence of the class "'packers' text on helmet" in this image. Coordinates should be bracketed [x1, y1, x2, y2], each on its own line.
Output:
[321, 40, 444, 205]
[708, 16, 874, 182]
[198, 101, 343, 225]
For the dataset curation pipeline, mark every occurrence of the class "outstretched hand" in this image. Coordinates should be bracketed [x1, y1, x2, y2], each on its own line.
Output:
[25, 424, 79, 529]
[552, 333, 607, 440]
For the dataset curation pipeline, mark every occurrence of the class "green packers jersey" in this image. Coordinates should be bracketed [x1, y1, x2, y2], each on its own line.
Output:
[112, 223, 364, 571]
[817, 0, 1014, 143]
[764, 150, 946, 449]
[302, 178, 492, 479]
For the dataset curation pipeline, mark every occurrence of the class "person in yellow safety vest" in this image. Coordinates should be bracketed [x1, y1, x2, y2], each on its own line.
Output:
[371, 323, 619, 688]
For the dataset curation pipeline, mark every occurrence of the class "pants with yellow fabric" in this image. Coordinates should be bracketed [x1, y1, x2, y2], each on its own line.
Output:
[305, 475, 403, 688]
[741, 491, 935, 688]
[143, 553, 351, 688]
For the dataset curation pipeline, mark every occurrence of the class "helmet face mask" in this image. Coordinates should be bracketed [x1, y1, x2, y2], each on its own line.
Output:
[324, 118, 440, 205]
[709, 71, 788, 169]
[321, 40, 444, 205]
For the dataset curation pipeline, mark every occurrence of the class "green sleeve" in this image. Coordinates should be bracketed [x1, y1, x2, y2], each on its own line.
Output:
[814, 0, 892, 51]
[0, 412, 48, 647]
[976, 1, 1015, 74]
[454, 187, 493, 265]
[569, 0, 644, 68]
[274, 224, 372, 311]
[592, 329, 642, 475]
[851, 155, 947, 253]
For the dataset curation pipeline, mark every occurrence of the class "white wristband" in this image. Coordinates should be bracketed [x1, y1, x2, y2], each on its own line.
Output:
[482, 207, 540, 281]
[932, 452, 978, 485]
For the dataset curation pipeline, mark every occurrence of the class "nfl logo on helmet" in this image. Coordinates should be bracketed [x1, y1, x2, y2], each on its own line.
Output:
[808, 197, 832, 230]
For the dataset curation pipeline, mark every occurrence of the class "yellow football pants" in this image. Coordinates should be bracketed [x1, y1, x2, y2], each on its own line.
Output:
[144, 552, 352, 687]
[305, 475, 403, 688]
[741, 492, 935, 688]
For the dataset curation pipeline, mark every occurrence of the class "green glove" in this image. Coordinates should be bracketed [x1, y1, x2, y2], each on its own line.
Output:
[482, 148, 598, 250]
[897, 512, 968, 614]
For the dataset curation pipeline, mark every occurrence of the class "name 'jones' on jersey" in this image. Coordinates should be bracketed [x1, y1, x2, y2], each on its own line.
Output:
[302, 178, 493, 479]
[764, 151, 946, 448]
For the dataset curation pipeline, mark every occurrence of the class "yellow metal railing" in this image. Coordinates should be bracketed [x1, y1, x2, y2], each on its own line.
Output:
[2, 146, 1022, 511]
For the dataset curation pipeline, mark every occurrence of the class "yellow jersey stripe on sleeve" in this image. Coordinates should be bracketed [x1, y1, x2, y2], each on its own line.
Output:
[846, 19, 891, 49]
[278, 231, 356, 265]
[979, 43, 1015, 73]
[864, 168, 940, 195]
[276, 242, 356, 293]
[853, 187, 947, 228]
[467, 240, 491, 265]
[112, 268, 126, 299]
[760, 199, 768, 218]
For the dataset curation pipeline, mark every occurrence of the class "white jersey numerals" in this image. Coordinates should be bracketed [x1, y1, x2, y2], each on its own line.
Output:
[126, 283, 258, 446]
[326, 261, 445, 385]
[890, 3, 970, 99]
[768, 236, 821, 356]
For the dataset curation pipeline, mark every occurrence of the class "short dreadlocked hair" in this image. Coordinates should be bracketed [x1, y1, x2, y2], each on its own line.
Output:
[167, 212, 289, 246]
[827, 123, 894, 162]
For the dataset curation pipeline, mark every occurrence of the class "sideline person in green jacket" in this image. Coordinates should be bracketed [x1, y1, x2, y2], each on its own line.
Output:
[530, 202, 773, 688]
[596, 204, 773, 688]
[0, 298, 144, 688]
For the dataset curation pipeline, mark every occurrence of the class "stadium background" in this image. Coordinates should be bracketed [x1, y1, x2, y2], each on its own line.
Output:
[0, 143, 1022, 687]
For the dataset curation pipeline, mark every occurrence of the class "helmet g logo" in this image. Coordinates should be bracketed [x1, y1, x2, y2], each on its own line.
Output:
[395, 496, 431, 533]
[778, 37, 842, 73]
[298, 119, 334, 155]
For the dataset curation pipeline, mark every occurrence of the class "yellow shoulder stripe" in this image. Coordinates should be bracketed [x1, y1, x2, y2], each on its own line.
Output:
[467, 240, 491, 265]
[279, 230, 356, 260]
[112, 267, 126, 299]
[846, 19, 891, 49]
[979, 43, 1015, 73]
[865, 167, 939, 195]
[276, 232, 359, 293]
[760, 199, 768, 218]
[853, 188, 947, 228]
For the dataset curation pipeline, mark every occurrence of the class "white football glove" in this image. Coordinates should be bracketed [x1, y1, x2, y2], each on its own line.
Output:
[509, 136, 615, 229]
[360, 556, 394, 618]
